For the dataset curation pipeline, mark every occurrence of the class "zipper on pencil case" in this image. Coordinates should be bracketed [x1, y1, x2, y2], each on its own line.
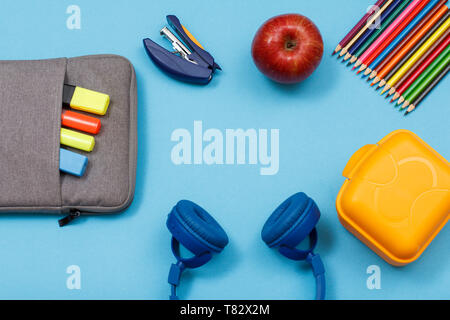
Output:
[58, 209, 82, 227]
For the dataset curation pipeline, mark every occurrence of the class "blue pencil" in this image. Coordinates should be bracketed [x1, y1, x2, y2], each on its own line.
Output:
[344, 0, 405, 62]
[365, 0, 442, 74]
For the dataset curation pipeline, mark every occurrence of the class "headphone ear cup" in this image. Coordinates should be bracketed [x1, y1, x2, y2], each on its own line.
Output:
[261, 193, 320, 248]
[167, 200, 229, 255]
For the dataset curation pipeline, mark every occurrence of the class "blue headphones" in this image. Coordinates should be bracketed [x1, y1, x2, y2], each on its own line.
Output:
[166, 200, 229, 300]
[261, 192, 325, 300]
[166, 193, 325, 300]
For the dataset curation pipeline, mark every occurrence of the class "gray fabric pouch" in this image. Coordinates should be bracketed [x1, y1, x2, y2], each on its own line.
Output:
[0, 54, 137, 226]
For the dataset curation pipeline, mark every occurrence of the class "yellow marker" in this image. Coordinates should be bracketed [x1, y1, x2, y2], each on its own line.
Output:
[387, 17, 450, 88]
[61, 128, 95, 152]
[63, 84, 110, 116]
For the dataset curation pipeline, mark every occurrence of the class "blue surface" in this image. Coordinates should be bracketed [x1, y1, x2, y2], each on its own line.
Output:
[0, 0, 448, 300]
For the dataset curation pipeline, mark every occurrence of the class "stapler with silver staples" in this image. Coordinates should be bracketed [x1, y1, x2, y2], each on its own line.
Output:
[143, 15, 221, 85]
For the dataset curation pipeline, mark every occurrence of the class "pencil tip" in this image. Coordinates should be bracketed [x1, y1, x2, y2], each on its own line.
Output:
[407, 105, 415, 113]
[334, 45, 341, 56]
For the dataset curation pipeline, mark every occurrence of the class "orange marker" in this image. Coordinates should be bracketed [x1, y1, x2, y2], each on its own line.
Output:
[61, 110, 101, 135]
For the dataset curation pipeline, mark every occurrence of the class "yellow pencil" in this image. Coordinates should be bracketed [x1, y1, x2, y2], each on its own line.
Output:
[339, 0, 394, 57]
[385, 16, 450, 89]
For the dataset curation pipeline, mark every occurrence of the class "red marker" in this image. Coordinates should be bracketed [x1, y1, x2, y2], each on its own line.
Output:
[61, 110, 101, 135]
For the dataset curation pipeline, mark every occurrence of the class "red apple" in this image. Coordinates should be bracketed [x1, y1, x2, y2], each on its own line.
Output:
[251, 14, 324, 84]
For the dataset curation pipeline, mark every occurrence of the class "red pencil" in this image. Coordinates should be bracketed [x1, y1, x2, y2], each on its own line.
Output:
[391, 33, 450, 102]
[333, 0, 386, 55]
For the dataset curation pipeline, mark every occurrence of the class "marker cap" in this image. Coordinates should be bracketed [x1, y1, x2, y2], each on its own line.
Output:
[59, 148, 88, 177]
[63, 84, 110, 116]
[62, 110, 101, 135]
[60, 128, 95, 152]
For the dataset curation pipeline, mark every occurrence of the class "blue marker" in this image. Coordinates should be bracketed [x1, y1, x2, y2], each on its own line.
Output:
[367, 0, 441, 72]
[346, 0, 405, 60]
[59, 148, 88, 177]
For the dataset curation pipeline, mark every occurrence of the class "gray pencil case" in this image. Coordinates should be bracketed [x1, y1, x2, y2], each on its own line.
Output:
[0, 54, 137, 226]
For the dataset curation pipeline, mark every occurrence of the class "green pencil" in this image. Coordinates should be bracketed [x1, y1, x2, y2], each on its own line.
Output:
[349, 0, 413, 65]
[401, 47, 450, 109]
[405, 65, 449, 115]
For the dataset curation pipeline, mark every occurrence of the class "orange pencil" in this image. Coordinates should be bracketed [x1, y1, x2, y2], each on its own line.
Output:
[372, 5, 449, 85]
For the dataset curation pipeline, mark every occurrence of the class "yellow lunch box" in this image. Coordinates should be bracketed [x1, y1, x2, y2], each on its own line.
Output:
[336, 130, 449, 266]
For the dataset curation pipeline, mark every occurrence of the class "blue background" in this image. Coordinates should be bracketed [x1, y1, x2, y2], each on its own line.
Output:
[0, 0, 448, 300]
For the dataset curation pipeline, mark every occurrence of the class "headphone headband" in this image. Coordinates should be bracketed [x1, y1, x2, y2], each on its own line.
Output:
[278, 228, 318, 260]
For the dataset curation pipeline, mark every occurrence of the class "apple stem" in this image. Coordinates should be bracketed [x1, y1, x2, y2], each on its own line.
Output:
[286, 40, 297, 50]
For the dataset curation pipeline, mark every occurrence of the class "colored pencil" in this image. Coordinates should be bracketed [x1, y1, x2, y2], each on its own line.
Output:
[379, 15, 450, 91]
[380, 14, 450, 95]
[340, 0, 394, 57]
[369, 0, 448, 79]
[367, 0, 445, 77]
[350, 0, 414, 65]
[354, 0, 425, 70]
[405, 64, 449, 114]
[374, 8, 450, 89]
[335, 0, 449, 113]
[344, 0, 405, 61]
[333, 0, 386, 56]
[353, 0, 430, 69]
[400, 46, 450, 108]
[391, 32, 450, 100]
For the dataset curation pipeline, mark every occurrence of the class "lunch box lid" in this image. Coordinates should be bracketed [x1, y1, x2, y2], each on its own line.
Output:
[336, 130, 450, 266]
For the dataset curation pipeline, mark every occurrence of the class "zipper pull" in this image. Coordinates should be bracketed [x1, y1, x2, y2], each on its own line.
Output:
[58, 210, 81, 227]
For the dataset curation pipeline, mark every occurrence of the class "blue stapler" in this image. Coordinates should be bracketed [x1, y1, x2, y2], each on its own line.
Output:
[143, 15, 221, 84]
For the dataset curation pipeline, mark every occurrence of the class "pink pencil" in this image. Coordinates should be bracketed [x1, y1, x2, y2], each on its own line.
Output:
[353, 0, 423, 69]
